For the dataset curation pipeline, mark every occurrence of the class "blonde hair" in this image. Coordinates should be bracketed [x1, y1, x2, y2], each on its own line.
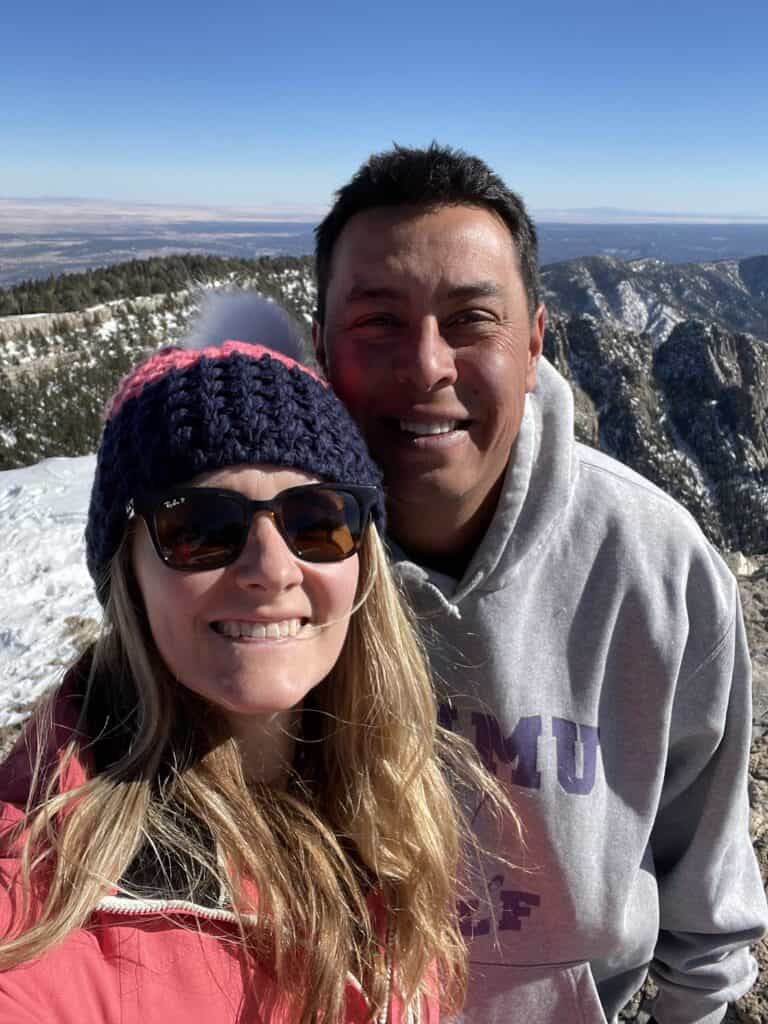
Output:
[0, 525, 515, 1021]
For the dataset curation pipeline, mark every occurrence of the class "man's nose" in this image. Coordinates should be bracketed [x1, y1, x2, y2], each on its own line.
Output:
[231, 513, 303, 591]
[394, 318, 457, 392]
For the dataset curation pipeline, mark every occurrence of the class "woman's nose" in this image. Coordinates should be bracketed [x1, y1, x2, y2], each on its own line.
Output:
[231, 512, 303, 591]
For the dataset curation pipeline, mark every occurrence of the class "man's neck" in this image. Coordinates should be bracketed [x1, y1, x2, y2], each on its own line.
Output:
[387, 479, 502, 580]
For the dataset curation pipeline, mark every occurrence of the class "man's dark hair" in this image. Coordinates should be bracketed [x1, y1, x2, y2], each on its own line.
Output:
[314, 142, 540, 323]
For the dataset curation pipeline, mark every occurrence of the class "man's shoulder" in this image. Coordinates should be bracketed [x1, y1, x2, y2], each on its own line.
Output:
[566, 442, 737, 618]
[572, 443, 711, 540]
[575, 442, 688, 507]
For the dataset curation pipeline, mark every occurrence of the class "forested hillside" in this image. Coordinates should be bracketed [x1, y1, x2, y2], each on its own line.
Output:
[0, 254, 315, 317]
[0, 255, 316, 469]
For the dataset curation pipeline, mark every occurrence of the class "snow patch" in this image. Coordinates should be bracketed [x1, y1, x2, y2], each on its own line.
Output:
[0, 456, 100, 726]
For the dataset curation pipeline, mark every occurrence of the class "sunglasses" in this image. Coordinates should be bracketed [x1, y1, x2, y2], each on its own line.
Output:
[133, 483, 379, 571]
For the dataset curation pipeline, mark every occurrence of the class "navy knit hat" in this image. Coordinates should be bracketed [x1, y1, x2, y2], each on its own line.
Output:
[85, 298, 383, 601]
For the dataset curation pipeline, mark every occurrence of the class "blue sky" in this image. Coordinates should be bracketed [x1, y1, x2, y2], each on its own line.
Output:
[2, 0, 767, 217]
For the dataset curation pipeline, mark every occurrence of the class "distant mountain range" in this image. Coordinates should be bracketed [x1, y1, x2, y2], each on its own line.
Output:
[1, 251, 766, 554]
[541, 254, 768, 344]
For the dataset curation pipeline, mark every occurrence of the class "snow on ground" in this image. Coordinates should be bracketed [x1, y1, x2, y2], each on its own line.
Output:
[0, 455, 99, 726]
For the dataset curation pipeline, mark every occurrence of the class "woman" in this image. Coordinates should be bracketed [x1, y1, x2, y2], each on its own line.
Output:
[0, 300, 509, 1023]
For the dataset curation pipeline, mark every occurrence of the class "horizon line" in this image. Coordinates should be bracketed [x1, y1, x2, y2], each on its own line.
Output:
[2, 195, 768, 226]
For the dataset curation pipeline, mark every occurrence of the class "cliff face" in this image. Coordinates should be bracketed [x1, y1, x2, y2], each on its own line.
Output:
[544, 314, 768, 554]
[655, 321, 768, 552]
[542, 254, 768, 345]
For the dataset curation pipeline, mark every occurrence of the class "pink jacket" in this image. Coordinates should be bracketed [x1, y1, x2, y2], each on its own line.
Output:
[0, 673, 436, 1024]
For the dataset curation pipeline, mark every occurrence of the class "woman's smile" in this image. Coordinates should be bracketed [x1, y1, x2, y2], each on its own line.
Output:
[210, 618, 308, 641]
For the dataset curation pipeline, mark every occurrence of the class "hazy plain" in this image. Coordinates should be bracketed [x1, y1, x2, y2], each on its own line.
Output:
[2, 198, 768, 287]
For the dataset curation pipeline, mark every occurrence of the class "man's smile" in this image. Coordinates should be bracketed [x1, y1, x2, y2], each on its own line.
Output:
[380, 416, 474, 451]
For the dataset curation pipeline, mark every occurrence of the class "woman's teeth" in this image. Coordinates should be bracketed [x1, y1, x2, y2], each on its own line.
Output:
[213, 619, 303, 640]
[400, 420, 458, 435]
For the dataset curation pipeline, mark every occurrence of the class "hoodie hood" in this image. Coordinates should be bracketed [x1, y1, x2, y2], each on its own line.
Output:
[393, 357, 578, 606]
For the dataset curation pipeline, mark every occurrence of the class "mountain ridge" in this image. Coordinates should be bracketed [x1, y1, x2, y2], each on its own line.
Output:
[541, 253, 768, 344]
[1, 252, 766, 558]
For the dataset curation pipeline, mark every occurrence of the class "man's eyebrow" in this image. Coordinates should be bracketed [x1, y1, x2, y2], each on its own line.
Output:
[344, 283, 403, 303]
[343, 281, 503, 302]
[443, 281, 503, 300]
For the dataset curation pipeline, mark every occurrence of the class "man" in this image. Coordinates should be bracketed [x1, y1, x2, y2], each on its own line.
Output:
[312, 144, 767, 1024]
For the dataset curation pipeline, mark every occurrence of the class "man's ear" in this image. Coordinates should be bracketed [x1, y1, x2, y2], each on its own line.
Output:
[312, 320, 327, 373]
[526, 304, 546, 392]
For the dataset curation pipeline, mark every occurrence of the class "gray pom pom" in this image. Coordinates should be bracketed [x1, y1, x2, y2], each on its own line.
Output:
[182, 290, 305, 361]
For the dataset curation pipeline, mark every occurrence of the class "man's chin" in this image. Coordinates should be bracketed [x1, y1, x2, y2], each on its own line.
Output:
[383, 469, 475, 513]
[381, 450, 507, 545]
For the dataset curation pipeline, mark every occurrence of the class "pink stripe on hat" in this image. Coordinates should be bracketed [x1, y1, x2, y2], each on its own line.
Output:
[106, 340, 326, 418]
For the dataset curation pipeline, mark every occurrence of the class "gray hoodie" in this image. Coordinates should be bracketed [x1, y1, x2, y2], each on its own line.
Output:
[391, 358, 767, 1024]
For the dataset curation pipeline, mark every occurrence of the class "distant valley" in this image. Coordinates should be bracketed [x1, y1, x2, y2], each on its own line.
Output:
[0, 221, 318, 288]
[3, 215, 768, 287]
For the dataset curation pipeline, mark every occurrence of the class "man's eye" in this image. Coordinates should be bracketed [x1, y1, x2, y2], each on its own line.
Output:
[446, 310, 494, 327]
[358, 313, 397, 326]
[351, 313, 403, 334]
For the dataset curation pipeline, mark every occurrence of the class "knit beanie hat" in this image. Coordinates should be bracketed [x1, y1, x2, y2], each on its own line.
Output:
[85, 294, 384, 602]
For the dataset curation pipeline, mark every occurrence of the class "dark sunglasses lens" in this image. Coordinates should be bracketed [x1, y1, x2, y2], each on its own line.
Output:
[280, 488, 363, 562]
[153, 492, 246, 569]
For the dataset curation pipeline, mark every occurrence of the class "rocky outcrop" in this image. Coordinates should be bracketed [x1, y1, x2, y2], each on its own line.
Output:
[739, 557, 768, 730]
[542, 254, 768, 345]
[654, 321, 768, 553]
[544, 315, 768, 555]
[544, 315, 761, 552]
[0, 293, 176, 343]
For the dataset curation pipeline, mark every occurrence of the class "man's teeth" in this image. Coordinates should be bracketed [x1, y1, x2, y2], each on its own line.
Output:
[213, 619, 303, 640]
[400, 420, 458, 435]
